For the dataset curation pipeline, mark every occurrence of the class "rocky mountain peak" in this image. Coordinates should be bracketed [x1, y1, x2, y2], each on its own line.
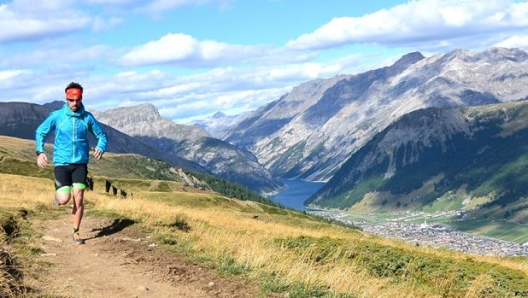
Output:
[93, 104, 209, 143]
[98, 103, 162, 123]
[212, 111, 226, 118]
[391, 51, 425, 70]
[223, 47, 528, 183]
[43, 100, 64, 110]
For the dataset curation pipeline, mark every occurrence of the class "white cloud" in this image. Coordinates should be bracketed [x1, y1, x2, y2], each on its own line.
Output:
[1, 44, 110, 69]
[119, 33, 199, 66]
[9, 0, 76, 16]
[83, 0, 233, 15]
[0, 69, 29, 81]
[0, 2, 91, 43]
[285, 0, 528, 51]
[156, 86, 289, 122]
[92, 16, 123, 32]
[494, 34, 528, 48]
[86, 0, 149, 5]
[0, 69, 33, 90]
[142, 0, 209, 12]
[119, 33, 267, 67]
[140, 0, 234, 14]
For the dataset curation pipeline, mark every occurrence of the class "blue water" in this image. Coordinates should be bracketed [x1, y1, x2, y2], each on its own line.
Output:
[269, 178, 325, 211]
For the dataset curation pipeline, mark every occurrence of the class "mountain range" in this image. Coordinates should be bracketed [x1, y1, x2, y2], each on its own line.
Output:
[91, 104, 283, 195]
[3, 47, 528, 217]
[223, 48, 528, 184]
[216, 47, 528, 216]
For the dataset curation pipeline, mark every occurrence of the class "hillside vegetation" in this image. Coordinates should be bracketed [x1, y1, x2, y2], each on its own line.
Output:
[310, 102, 528, 213]
[0, 136, 278, 208]
[1, 136, 528, 297]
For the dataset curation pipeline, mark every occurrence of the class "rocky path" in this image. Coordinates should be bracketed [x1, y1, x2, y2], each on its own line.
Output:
[28, 211, 260, 298]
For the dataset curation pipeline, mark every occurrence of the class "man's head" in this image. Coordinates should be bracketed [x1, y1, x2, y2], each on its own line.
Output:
[65, 82, 83, 112]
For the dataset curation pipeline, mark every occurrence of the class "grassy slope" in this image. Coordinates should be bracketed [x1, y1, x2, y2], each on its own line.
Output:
[310, 103, 528, 243]
[1, 136, 528, 297]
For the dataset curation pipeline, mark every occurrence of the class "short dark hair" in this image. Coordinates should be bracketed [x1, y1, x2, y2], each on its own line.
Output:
[65, 82, 83, 93]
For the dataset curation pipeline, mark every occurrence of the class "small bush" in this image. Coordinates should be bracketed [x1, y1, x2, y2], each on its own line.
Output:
[167, 214, 192, 232]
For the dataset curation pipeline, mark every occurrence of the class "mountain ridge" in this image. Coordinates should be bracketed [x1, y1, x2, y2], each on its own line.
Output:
[223, 47, 528, 183]
[307, 100, 528, 221]
[188, 110, 253, 139]
[92, 104, 283, 195]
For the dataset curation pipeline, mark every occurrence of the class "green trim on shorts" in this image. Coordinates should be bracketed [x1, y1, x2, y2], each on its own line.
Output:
[73, 183, 87, 190]
[57, 186, 71, 193]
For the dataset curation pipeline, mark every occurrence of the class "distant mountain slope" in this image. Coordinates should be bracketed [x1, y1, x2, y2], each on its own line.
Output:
[224, 48, 528, 184]
[307, 101, 528, 220]
[0, 102, 205, 173]
[188, 111, 253, 139]
[93, 104, 283, 195]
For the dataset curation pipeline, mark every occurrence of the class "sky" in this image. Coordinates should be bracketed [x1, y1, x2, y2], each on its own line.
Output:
[1, 0, 528, 124]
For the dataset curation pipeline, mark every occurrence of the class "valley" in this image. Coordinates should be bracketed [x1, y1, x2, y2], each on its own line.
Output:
[270, 177, 528, 255]
[314, 209, 528, 256]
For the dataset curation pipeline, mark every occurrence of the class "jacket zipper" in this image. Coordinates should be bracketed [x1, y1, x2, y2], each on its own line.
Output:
[72, 117, 76, 162]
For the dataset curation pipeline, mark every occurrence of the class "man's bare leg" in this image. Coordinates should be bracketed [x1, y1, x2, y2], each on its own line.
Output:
[71, 187, 85, 245]
[72, 187, 84, 230]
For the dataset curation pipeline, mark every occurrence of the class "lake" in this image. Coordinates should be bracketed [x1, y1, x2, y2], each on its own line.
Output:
[269, 178, 325, 211]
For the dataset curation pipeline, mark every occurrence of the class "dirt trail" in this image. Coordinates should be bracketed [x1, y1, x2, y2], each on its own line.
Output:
[29, 209, 260, 298]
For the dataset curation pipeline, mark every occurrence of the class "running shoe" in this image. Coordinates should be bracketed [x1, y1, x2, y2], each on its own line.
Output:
[72, 231, 85, 245]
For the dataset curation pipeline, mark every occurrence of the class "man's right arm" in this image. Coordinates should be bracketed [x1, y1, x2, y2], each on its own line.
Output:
[35, 113, 56, 167]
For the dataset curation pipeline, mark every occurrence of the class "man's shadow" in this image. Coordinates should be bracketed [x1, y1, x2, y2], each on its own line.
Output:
[84, 218, 136, 241]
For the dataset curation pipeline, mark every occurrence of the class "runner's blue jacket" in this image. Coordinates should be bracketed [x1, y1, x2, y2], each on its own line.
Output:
[35, 103, 107, 165]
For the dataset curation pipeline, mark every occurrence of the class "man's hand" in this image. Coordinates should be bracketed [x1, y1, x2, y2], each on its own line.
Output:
[93, 148, 104, 160]
[37, 153, 48, 168]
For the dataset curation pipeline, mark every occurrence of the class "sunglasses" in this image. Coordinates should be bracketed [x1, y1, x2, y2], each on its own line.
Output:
[67, 98, 82, 102]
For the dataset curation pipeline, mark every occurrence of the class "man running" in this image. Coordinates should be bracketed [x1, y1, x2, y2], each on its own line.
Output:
[36, 82, 107, 245]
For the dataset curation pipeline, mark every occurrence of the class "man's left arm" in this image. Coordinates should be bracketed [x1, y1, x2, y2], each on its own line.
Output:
[89, 115, 107, 160]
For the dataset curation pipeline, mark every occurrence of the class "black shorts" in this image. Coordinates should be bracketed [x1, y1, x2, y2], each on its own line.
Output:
[54, 164, 88, 190]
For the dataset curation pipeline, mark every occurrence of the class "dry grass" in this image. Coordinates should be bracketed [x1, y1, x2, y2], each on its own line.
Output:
[0, 243, 25, 298]
[2, 172, 528, 297]
[91, 195, 413, 296]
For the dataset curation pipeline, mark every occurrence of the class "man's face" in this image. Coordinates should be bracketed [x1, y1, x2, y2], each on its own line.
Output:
[66, 89, 82, 112]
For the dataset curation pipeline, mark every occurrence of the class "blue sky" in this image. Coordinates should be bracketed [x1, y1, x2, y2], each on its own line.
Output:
[1, 0, 528, 123]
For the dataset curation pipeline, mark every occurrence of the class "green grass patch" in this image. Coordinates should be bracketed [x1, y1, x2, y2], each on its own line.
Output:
[447, 219, 528, 243]
[0, 158, 53, 179]
[275, 235, 528, 297]
[217, 256, 251, 276]
[422, 193, 465, 212]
